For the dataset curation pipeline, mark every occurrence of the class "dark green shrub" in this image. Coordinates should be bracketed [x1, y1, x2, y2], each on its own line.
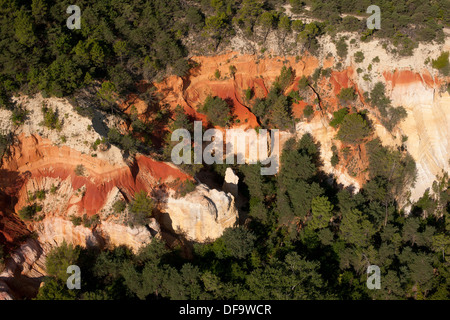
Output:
[18, 204, 42, 221]
[298, 76, 309, 90]
[244, 88, 253, 101]
[331, 145, 339, 167]
[113, 200, 126, 214]
[70, 215, 82, 226]
[303, 105, 314, 118]
[35, 190, 46, 200]
[354, 51, 365, 63]
[173, 58, 191, 77]
[337, 87, 356, 102]
[229, 65, 237, 76]
[336, 37, 348, 59]
[336, 113, 372, 144]
[311, 67, 322, 82]
[50, 184, 57, 194]
[41, 104, 62, 130]
[329, 107, 349, 128]
[214, 69, 221, 79]
[198, 95, 232, 127]
[11, 106, 28, 126]
[288, 90, 301, 103]
[369, 82, 391, 117]
[432, 52, 449, 76]
[274, 66, 294, 91]
[45, 241, 80, 282]
[74, 164, 85, 176]
[128, 191, 154, 227]
[381, 106, 408, 131]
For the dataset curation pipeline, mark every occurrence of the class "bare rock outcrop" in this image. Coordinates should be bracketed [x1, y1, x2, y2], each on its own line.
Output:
[161, 184, 238, 242]
[98, 220, 159, 251]
[222, 167, 239, 198]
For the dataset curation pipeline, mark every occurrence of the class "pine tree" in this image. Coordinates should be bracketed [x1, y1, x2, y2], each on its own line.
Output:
[308, 196, 334, 230]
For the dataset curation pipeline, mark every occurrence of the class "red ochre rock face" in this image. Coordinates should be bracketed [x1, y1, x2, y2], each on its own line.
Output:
[6, 134, 191, 215]
[382, 69, 440, 89]
[0, 165, 31, 253]
[120, 52, 323, 132]
[0, 208, 30, 253]
[0, 134, 191, 251]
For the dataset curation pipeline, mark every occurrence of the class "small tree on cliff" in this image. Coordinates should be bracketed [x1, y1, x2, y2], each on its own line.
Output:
[337, 87, 356, 103]
[18, 204, 42, 221]
[274, 66, 295, 92]
[329, 107, 349, 128]
[74, 164, 85, 176]
[128, 191, 154, 227]
[431, 51, 449, 76]
[258, 11, 276, 43]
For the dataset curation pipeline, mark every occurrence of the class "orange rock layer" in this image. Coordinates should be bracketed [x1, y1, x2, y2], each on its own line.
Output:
[383, 69, 439, 89]
[1, 134, 191, 219]
[121, 52, 325, 131]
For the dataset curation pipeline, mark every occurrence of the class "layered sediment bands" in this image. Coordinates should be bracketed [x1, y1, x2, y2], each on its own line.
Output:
[153, 53, 449, 200]
[1, 132, 239, 248]
[2, 134, 191, 216]
[1, 50, 449, 299]
[383, 70, 450, 200]
[150, 53, 364, 189]
[152, 52, 321, 129]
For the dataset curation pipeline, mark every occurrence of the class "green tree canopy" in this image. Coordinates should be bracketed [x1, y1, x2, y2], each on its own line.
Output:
[336, 113, 371, 144]
[128, 191, 154, 227]
[45, 241, 81, 282]
[308, 196, 334, 230]
[198, 95, 232, 127]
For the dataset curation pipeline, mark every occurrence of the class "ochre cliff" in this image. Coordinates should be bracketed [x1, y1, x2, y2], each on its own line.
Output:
[1, 131, 238, 246]
[383, 70, 450, 200]
[158, 52, 450, 200]
[2, 134, 191, 216]
[1, 45, 450, 299]
[0, 124, 239, 298]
